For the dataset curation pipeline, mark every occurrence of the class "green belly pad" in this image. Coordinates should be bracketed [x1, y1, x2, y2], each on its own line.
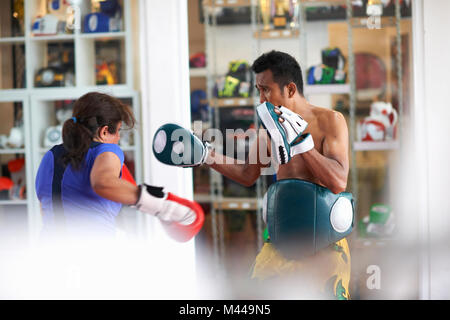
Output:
[266, 179, 355, 259]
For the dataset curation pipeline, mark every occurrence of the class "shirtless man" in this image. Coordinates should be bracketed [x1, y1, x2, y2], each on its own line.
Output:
[152, 51, 353, 299]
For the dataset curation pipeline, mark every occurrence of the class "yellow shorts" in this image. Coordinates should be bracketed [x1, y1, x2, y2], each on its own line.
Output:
[251, 238, 351, 300]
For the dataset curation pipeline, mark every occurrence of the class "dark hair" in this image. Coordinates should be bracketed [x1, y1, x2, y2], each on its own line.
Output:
[251, 50, 304, 95]
[62, 92, 136, 170]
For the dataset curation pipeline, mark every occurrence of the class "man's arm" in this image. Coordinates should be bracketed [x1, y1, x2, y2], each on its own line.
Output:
[301, 111, 349, 194]
[208, 129, 271, 187]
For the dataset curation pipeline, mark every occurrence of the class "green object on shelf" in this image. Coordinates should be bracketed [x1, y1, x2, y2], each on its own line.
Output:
[228, 60, 249, 73]
[369, 203, 391, 224]
[219, 76, 240, 97]
[263, 227, 270, 242]
[358, 217, 369, 238]
[307, 65, 336, 85]
[319, 66, 335, 84]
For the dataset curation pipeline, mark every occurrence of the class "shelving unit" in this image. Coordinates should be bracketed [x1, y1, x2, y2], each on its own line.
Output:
[342, 0, 410, 299]
[0, 0, 142, 241]
[0, 89, 32, 234]
[299, 0, 406, 197]
[344, 0, 405, 223]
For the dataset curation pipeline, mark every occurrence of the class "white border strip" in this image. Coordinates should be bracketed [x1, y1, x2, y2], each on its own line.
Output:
[412, 0, 430, 300]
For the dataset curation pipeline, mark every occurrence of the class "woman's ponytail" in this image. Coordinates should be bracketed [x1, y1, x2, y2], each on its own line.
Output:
[62, 117, 95, 170]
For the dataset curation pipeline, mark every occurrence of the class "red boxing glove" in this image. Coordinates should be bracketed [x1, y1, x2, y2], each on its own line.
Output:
[134, 184, 205, 243]
[121, 164, 136, 185]
[122, 164, 204, 242]
[161, 192, 205, 242]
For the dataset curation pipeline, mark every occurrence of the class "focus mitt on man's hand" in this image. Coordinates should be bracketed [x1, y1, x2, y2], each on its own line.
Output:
[256, 102, 311, 164]
[152, 123, 211, 167]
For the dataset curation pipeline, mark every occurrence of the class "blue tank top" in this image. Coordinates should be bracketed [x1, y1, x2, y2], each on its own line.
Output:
[35, 142, 125, 237]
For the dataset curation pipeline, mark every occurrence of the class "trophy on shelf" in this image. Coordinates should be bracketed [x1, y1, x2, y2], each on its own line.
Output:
[290, 0, 299, 29]
[366, 0, 384, 16]
[272, 0, 291, 29]
[259, 0, 272, 31]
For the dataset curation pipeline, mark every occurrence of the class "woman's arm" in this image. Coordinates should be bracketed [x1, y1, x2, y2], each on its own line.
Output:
[90, 152, 139, 205]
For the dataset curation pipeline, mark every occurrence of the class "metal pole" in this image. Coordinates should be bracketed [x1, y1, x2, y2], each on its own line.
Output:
[346, 0, 358, 203]
[251, 0, 265, 251]
[203, 0, 221, 277]
[395, 0, 403, 147]
[299, 1, 308, 83]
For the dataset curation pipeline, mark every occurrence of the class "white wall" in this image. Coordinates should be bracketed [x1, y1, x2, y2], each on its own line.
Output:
[139, 0, 193, 195]
[138, 0, 200, 299]
[412, 0, 450, 299]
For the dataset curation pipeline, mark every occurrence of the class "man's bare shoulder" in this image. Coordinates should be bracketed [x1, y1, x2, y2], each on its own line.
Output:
[311, 106, 347, 134]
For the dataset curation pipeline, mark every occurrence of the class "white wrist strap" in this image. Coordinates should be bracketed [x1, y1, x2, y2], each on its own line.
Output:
[279, 106, 308, 144]
[135, 186, 167, 216]
[136, 187, 195, 225]
[290, 133, 314, 156]
[201, 141, 213, 165]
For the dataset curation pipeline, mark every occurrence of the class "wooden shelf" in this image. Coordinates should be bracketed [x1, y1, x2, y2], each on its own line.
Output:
[30, 34, 75, 42]
[194, 194, 212, 203]
[0, 148, 26, 154]
[210, 97, 254, 107]
[304, 84, 350, 95]
[194, 194, 258, 211]
[353, 140, 400, 151]
[189, 68, 207, 77]
[254, 29, 300, 39]
[203, 0, 251, 8]
[120, 145, 137, 152]
[0, 37, 25, 44]
[300, 0, 347, 7]
[0, 200, 28, 205]
[350, 16, 397, 29]
[213, 197, 258, 211]
[79, 32, 126, 40]
[351, 237, 399, 250]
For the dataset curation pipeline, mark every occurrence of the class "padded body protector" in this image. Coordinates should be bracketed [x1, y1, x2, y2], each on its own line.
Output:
[265, 179, 354, 260]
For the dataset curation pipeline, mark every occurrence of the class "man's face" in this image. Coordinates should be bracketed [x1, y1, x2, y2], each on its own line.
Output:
[255, 69, 289, 107]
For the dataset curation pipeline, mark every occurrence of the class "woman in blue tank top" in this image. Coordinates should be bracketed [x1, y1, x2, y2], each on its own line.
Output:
[35, 92, 139, 239]
[36, 91, 204, 243]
